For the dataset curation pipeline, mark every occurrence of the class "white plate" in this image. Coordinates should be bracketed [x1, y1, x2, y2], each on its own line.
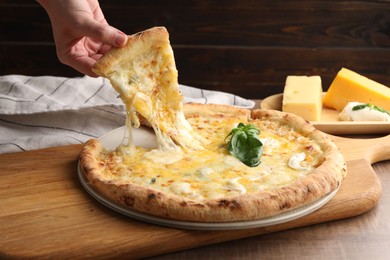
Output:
[78, 126, 339, 230]
[261, 93, 390, 135]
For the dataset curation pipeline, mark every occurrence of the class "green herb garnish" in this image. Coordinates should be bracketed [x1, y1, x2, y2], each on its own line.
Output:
[225, 123, 263, 167]
[352, 103, 390, 115]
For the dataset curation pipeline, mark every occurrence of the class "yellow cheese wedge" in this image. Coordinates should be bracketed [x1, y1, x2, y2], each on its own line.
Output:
[323, 68, 390, 112]
[282, 75, 323, 121]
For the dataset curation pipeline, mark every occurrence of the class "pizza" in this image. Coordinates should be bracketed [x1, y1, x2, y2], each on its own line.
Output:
[79, 27, 347, 222]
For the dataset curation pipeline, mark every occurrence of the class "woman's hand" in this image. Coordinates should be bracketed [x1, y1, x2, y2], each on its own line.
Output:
[37, 0, 128, 76]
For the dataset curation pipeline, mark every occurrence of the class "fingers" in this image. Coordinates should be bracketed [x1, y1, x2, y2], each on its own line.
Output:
[68, 55, 100, 77]
[97, 43, 112, 55]
[80, 19, 128, 48]
[56, 34, 119, 77]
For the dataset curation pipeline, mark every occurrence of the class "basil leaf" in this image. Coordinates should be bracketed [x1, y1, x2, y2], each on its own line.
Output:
[373, 106, 390, 115]
[225, 123, 263, 167]
[352, 104, 369, 111]
[352, 103, 390, 115]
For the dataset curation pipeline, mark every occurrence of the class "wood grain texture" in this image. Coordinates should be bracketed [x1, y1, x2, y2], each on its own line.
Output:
[1, 0, 390, 98]
[1, 133, 389, 259]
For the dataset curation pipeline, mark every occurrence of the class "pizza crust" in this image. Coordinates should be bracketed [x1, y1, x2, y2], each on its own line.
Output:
[80, 105, 347, 222]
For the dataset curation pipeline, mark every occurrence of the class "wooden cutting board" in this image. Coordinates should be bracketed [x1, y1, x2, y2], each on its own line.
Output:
[1, 134, 390, 259]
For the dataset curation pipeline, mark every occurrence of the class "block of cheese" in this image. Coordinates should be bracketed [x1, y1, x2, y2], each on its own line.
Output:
[282, 75, 323, 121]
[323, 68, 390, 112]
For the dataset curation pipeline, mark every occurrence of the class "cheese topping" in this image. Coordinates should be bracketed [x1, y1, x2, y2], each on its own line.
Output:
[99, 116, 323, 200]
[288, 152, 309, 171]
[144, 149, 183, 164]
[226, 178, 246, 194]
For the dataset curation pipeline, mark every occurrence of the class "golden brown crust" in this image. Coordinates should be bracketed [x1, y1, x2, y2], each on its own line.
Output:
[80, 105, 347, 222]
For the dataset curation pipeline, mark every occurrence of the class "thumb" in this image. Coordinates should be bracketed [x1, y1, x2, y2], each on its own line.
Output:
[81, 19, 128, 47]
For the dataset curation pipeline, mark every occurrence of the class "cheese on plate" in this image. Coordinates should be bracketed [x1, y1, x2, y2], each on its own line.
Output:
[282, 75, 323, 121]
[323, 68, 390, 112]
[339, 102, 390, 122]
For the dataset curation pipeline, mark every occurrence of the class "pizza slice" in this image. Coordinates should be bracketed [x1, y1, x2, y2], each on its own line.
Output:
[92, 26, 204, 152]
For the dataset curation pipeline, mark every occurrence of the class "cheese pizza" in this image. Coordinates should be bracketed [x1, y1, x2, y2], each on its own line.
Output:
[79, 27, 347, 222]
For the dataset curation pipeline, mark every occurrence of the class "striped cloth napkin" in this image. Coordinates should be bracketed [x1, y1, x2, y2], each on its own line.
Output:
[0, 75, 254, 154]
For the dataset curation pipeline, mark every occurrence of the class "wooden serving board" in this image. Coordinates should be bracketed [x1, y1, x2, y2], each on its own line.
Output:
[261, 93, 390, 135]
[1, 134, 390, 259]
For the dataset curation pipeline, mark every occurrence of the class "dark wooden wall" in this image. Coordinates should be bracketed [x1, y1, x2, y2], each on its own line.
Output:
[1, 0, 390, 99]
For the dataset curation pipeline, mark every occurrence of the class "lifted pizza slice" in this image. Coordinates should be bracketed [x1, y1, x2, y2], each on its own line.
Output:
[92, 26, 204, 152]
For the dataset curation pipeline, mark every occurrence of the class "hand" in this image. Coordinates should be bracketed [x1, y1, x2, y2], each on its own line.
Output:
[37, 0, 128, 77]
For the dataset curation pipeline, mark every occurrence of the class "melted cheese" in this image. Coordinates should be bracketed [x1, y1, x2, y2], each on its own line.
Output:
[100, 116, 323, 200]
[144, 149, 183, 164]
[288, 152, 309, 171]
[98, 27, 204, 152]
[226, 178, 246, 194]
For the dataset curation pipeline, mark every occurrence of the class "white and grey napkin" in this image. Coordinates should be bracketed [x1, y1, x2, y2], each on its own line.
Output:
[0, 75, 254, 154]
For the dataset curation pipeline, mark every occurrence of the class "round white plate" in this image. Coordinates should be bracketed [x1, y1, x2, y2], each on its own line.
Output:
[78, 126, 339, 230]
